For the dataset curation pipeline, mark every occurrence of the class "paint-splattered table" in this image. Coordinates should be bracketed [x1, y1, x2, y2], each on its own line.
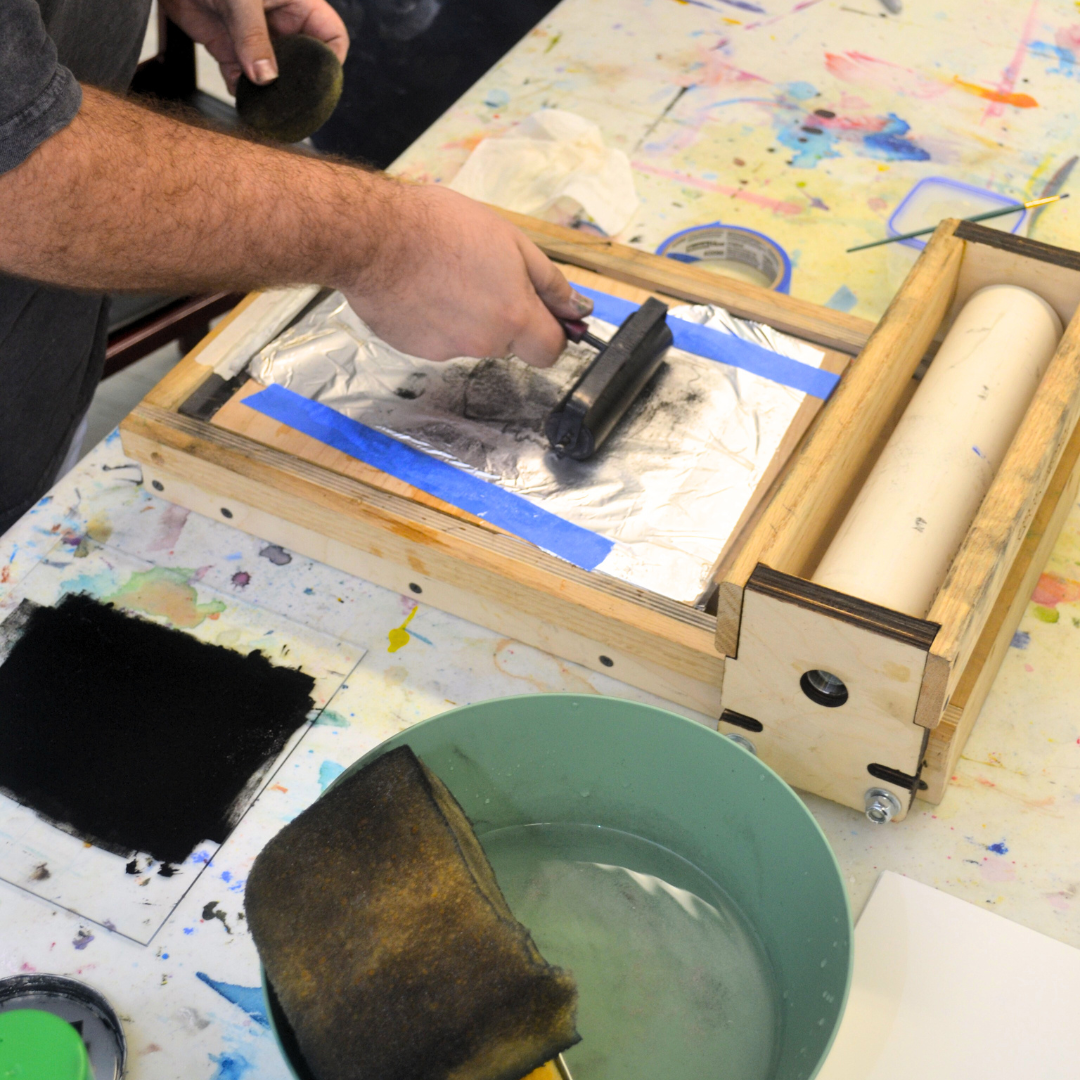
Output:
[396, 0, 1080, 322]
[5, 2, 1080, 1077]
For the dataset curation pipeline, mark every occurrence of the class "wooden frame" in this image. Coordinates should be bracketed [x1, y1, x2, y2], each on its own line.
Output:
[119, 212, 1080, 821]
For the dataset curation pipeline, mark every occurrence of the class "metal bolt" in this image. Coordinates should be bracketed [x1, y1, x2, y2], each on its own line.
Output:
[864, 787, 902, 825]
[726, 733, 758, 756]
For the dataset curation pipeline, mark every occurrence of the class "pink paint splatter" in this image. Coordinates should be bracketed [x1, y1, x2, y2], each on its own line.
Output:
[1031, 571, 1080, 608]
[231, 571, 251, 588]
[825, 51, 948, 100]
[1055, 25, 1080, 53]
[631, 160, 804, 214]
[982, 0, 1040, 124]
[149, 503, 190, 553]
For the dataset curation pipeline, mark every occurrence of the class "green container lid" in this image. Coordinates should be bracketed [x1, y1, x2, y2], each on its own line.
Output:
[0, 1009, 89, 1080]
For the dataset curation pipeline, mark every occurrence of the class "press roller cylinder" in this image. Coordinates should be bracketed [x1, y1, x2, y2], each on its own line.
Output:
[812, 284, 1063, 619]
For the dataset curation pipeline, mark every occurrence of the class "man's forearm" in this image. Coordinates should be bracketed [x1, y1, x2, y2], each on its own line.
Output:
[0, 86, 401, 295]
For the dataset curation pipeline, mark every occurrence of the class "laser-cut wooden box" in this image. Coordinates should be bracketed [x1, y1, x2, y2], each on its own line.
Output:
[119, 213, 1080, 821]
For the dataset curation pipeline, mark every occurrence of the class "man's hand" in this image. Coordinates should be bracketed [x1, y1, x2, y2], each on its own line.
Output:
[345, 185, 592, 366]
[0, 88, 589, 368]
[160, 0, 349, 91]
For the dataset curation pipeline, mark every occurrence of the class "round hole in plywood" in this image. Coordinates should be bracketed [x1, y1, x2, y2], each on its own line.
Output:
[800, 670, 848, 708]
[599, 655, 614, 668]
[409, 583, 423, 594]
[221, 507, 234, 519]
[151, 480, 164, 492]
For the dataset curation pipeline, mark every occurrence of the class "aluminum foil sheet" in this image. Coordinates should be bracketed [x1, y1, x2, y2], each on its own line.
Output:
[248, 293, 824, 604]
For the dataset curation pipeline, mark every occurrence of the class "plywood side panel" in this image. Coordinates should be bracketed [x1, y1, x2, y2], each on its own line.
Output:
[921, 403, 1080, 800]
[719, 588, 928, 819]
[950, 237, 1080, 329]
[923, 299, 1080, 724]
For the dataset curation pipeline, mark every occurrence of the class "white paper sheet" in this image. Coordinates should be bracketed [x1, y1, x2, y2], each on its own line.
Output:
[818, 871, 1080, 1079]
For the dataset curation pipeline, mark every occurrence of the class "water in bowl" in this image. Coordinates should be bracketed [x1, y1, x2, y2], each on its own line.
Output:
[481, 822, 779, 1080]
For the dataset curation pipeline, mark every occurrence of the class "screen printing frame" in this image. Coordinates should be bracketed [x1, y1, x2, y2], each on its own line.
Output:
[117, 211, 1079, 820]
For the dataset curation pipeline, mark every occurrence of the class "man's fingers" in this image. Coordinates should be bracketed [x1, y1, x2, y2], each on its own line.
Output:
[223, 0, 279, 84]
[219, 59, 243, 94]
[265, 0, 350, 62]
[517, 234, 593, 321]
[511, 297, 570, 368]
[299, 0, 350, 62]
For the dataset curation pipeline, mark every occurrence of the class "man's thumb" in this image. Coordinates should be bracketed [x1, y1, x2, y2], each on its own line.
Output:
[225, 0, 278, 85]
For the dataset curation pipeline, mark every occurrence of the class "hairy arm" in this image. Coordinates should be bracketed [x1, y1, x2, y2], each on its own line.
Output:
[0, 86, 587, 364]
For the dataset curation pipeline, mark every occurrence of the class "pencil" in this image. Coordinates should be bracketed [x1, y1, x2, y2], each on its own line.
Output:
[846, 194, 1070, 253]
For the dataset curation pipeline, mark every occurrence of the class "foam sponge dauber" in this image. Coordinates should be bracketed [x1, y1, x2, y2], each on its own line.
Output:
[235, 35, 343, 144]
[245, 745, 580, 1080]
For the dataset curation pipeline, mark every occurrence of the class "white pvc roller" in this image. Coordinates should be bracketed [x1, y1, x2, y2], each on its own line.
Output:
[812, 284, 1063, 618]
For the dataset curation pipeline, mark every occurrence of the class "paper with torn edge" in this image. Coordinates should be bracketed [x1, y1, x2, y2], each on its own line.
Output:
[818, 871, 1080, 1079]
[248, 292, 825, 604]
[449, 110, 639, 236]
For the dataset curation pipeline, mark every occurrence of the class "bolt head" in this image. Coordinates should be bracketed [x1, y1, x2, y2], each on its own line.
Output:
[864, 787, 902, 824]
[726, 733, 758, 756]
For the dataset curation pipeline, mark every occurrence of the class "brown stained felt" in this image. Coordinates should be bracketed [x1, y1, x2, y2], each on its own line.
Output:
[0, 593, 315, 866]
[245, 745, 580, 1080]
[235, 35, 344, 144]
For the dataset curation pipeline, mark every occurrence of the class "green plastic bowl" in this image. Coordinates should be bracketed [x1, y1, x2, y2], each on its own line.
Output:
[264, 694, 851, 1080]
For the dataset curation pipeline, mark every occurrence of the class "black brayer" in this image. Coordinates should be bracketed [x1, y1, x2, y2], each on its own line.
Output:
[545, 297, 673, 461]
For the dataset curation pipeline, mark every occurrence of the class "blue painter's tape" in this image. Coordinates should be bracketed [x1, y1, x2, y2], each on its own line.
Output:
[573, 284, 839, 399]
[242, 384, 615, 571]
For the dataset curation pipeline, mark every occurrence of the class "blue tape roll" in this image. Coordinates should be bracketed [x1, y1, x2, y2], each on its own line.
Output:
[573, 284, 839, 400]
[657, 222, 793, 294]
[242, 384, 615, 571]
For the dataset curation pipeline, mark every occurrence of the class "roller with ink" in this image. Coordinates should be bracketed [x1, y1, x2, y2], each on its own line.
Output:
[546, 297, 673, 461]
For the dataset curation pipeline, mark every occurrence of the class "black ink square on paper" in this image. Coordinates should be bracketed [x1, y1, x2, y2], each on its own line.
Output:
[0, 593, 316, 866]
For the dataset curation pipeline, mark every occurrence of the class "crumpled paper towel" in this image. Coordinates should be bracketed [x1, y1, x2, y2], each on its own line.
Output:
[448, 109, 639, 237]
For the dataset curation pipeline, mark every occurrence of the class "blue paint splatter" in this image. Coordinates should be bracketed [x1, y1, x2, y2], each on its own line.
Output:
[861, 115, 930, 162]
[778, 107, 928, 169]
[1030, 41, 1079, 77]
[786, 81, 818, 101]
[183, 927, 194, 935]
[410, 632, 434, 646]
[209, 1053, 254, 1080]
[483, 88, 509, 108]
[973, 446, 987, 459]
[319, 760, 346, 791]
[314, 709, 351, 728]
[1011, 631, 1031, 649]
[303, 587, 314, 595]
[988, 841, 1008, 855]
[197, 973, 270, 1028]
[826, 286, 858, 313]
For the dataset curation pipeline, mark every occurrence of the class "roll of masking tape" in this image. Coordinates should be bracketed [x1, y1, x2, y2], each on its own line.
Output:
[657, 223, 792, 293]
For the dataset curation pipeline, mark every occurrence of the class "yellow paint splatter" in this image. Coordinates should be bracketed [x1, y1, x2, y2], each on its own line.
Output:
[388, 606, 418, 653]
[1033, 604, 1060, 623]
[545, 32, 562, 53]
[103, 568, 226, 629]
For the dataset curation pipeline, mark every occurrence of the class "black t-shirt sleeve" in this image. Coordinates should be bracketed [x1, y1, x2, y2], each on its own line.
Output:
[0, 0, 81, 175]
